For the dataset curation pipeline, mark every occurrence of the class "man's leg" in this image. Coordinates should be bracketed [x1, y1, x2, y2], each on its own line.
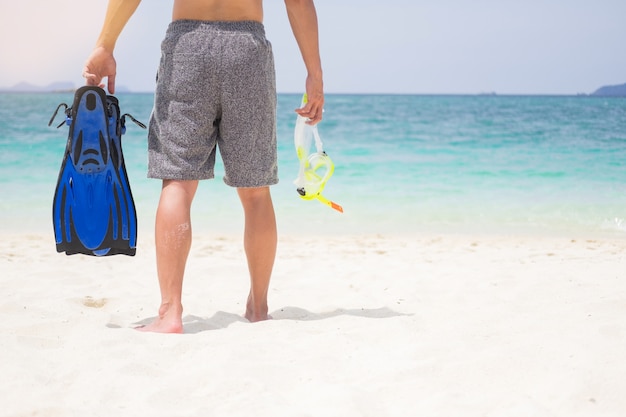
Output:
[237, 187, 277, 322]
[138, 179, 198, 333]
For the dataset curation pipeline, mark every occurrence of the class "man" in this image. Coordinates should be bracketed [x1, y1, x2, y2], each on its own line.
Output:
[83, 0, 324, 333]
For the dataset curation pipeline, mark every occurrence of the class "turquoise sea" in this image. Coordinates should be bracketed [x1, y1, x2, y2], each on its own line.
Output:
[1, 93, 625, 238]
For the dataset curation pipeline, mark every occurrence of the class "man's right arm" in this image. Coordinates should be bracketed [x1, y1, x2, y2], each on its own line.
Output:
[83, 0, 142, 93]
[284, 0, 324, 124]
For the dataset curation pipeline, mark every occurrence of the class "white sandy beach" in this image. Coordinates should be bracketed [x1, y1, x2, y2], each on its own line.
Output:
[1, 232, 625, 417]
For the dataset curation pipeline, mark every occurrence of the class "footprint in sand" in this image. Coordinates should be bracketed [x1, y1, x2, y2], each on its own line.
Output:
[82, 296, 107, 308]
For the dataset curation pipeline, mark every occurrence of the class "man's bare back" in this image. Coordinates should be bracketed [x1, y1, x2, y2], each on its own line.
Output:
[173, 0, 263, 22]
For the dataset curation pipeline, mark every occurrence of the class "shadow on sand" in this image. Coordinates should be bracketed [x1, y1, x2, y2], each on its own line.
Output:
[172, 306, 411, 334]
[117, 306, 411, 334]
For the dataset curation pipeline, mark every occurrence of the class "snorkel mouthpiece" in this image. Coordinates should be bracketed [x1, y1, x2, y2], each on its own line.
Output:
[293, 94, 343, 213]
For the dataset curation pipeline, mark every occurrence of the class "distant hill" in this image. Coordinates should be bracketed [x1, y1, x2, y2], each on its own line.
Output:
[591, 83, 626, 97]
[0, 81, 132, 93]
[0, 81, 76, 93]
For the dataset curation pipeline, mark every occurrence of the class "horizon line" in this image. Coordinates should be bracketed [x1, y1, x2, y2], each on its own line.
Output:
[1, 89, 624, 98]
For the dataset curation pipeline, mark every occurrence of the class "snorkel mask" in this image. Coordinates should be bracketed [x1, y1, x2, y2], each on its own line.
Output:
[293, 94, 343, 213]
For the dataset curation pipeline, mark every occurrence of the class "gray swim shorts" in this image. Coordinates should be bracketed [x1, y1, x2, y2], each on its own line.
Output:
[148, 20, 278, 187]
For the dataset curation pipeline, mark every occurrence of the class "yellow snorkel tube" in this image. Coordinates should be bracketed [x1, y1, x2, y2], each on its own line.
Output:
[294, 94, 343, 213]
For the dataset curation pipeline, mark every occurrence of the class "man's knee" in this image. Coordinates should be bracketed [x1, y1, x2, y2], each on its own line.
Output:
[238, 187, 272, 208]
[158, 180, 199, 216]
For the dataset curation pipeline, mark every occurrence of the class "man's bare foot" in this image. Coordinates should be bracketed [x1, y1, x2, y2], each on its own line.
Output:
[136, 303, 184, 334]
[245, 296, 271, 322]
[245, 311, 272, 323]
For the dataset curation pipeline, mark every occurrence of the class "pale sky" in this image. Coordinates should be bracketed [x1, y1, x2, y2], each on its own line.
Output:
[1, 0, 625, 95]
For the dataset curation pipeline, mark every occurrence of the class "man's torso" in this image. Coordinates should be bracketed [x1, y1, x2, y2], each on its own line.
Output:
[173, 0, 263, 22]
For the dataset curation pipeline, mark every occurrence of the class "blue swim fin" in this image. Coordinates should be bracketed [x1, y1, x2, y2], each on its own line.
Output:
[50, 86, 146, 256]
